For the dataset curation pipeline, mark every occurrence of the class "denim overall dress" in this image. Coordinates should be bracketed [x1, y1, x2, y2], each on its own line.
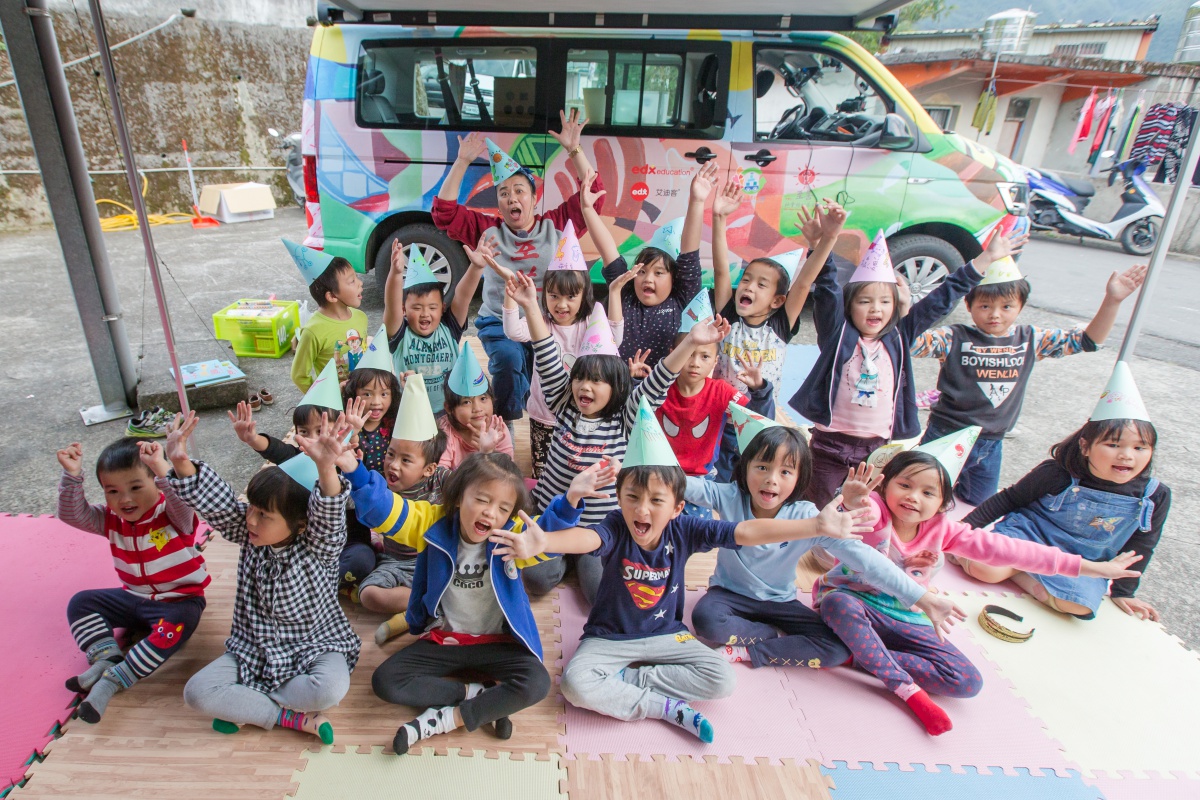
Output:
[993, 477, 1158, 613]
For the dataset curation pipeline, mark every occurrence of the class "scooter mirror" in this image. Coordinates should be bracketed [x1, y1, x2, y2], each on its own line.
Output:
[267, 127, 280, 137]
[1101, 149, 1116, 159]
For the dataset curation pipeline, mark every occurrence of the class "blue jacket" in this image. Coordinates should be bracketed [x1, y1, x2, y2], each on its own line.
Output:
[345, 462, 578, 659]
[788, 254, 984, 440]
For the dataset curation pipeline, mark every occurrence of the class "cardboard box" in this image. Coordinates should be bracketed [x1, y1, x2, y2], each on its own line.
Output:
[197, 182, 277, 224]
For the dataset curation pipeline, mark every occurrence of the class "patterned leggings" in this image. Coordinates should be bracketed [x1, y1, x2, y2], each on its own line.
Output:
[819, 590, 983, 698]
[529, 420, 554, 479]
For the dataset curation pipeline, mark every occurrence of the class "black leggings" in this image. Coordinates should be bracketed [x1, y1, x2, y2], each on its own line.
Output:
[371, 639, 549, 731]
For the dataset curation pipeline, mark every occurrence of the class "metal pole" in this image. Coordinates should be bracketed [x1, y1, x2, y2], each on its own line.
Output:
[1, 0, 136, 424]
[1117, 114, 1200, 360]
[86, 0, 191, 417]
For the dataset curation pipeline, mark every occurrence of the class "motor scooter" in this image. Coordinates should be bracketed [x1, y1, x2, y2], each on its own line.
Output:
[268, 127, 304, 208]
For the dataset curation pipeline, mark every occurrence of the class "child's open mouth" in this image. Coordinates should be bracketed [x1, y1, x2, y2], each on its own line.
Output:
[369, 410, 383, 419]
[738, 295, 753, 307]
[758, 490, 778, 504]
[121, 505, 139, 516]
[473, 520, 492, 536]
[632, 521, 652, 537]
[578, 395, 593, 408]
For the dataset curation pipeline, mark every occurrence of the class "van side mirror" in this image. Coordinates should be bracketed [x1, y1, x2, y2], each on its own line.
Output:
[879, 113, 914, 150]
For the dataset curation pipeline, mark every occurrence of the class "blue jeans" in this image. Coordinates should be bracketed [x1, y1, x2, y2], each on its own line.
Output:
[475, 315, 533, 421]
[921, 418, 1003, 506]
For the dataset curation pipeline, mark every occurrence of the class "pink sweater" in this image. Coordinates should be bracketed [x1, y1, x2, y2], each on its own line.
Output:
[817, 493, 1082, 623]
[438, 414, 515, 469]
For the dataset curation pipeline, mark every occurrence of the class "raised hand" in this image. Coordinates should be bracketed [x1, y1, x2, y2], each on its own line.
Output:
[819, 198, 847, 237]
[627, 348, 651, 380]
[798, 203, 824, 244]
[1111, 595, 1160, 622]
[464, 231, 501, 271]
[734, 351, 764, 390]
[815, 494, 872, 540]
[550, 107, 588, 152]
[455, 131, 487, 164]
[894, 269, 913, 317]
[978, 227, 1030, 270]
[342, 395, 369, 434]
[712, 181, 744, 218]
[138, 441, 171, 478]
[165, 411, 199, 467]
[689, 160, 721, 203]
[476, 415, 506, 454]
[227, 401, 259, 447]
[334, 445, 360, 474]
[1080, 550, 1143, 580]
[1106, 263, 1148, 302]
[398, 369, 418, 389]
[567, 457, 620, 508]
[914, 591, 968, 642]
[489, 510, 548, 563]
[609, 264, 639, 294]
[57, 442, 84, 476]
[840, 462, 883, 509]
[295, 412, 353, 470]
[389, 238, 407, 278]
[687, 315, 733, 347]
[506, 271, 539, 311]
[580, 168, 607, 211]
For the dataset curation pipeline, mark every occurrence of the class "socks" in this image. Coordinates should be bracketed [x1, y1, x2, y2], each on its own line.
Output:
[393, 705, 459, 755]
[896, 684, 953, 736]
[463, 682, 487, 700]
[374, 614, 410, 646]
[276, 708, 335, 744]
[656, 697, 714, 743]
[720, 645, 751, 664]
[213, 719, 240, 735]
[67, 637, 123, 693]
[493, 716, 513, 740]
[77, 663, 138, 724]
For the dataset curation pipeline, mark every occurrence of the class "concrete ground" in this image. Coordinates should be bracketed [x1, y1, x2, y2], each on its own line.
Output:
[1, 209, 1196, 647]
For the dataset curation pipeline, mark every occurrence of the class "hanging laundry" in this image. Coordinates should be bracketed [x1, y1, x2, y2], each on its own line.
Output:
[1069, 88, 1098, 155]
[1114, 90, 1145, 162]
[1130, 102, 1184, 165]
[972, 82, 997, 134]
[1087, 93, 1117, 166]
[1154, 106, 1197, 184]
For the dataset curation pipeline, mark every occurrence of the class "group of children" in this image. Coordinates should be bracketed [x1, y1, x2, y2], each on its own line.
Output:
[54, 109, 1169, 752]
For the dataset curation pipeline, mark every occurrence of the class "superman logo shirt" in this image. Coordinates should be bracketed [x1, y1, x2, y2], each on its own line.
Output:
[582, 509, 740, 641]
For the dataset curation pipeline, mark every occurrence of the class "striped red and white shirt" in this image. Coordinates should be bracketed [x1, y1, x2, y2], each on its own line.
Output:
[58, 471, 210, 601]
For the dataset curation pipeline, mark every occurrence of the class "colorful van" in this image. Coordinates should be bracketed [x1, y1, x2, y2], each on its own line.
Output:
[301, 16, 1027, 300]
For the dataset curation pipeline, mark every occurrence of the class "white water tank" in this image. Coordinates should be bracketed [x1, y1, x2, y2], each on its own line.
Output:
[1177, 1, 1200, 63]
[983, 8, 1037, 55]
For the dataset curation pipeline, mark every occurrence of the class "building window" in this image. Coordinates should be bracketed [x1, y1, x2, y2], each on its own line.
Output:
[924, 105, 958, 131]
[1051, 42, 1106, 58]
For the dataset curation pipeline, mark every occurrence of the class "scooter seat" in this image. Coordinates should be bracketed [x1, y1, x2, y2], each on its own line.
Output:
[1040, 169, 1095, 198]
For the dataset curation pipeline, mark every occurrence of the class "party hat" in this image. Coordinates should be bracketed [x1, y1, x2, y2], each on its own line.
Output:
[392, 375, 439, 442]
[849, 231, 897, 284]
[485, 138, 523, 185]
[978, 256, 1023, 286]
[865, 441, 909, 470]
[353, 324, 394, 373]
[299, 358, 344, 412]
[1090, 361, 1151, 423]
[678, 290, 715, 334]
[768, 247, 807, 283]
[447, 341, 489, 397]
[577, 303, 620, 356]
[915, 426, 981, 486]
[726, 402, 782, 454]
[402, 244, 440, 289]
[640, 217, 684, 260]
[547, 220, 588, 271]
[282, 238, 336, 285]
[278, 453, 319, 491]
[623, 397, 681, 469]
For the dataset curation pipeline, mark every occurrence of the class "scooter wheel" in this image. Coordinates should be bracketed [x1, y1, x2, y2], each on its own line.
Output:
[1120, 216, 1160, 256]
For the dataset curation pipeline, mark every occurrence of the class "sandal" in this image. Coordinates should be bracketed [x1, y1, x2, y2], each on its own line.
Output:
[260, 387, 274, 406]
[248, 393, 262, 411]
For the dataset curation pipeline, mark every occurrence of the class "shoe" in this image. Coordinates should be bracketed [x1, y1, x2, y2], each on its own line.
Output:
[126, 407, 173, 438]
[260, 388, 274, 405]
[1005, 427, 1021, 439]
[248, 393, 262, 411]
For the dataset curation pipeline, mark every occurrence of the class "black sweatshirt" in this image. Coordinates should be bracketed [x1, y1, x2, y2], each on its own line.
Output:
[964, 460, 1170, 598]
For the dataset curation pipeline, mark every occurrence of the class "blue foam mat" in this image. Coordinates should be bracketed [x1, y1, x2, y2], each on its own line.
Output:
[822, 762, 1103, 800]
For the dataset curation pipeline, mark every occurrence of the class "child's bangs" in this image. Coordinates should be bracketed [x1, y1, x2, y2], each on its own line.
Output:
[1091, 418, 1157, 448]
[616, 465, 686, 503]
[635, 246, 678, 276]
[440, 453, 530, 519]
[882, 451, 955, 512]
[292, 404, 327, 429]
[246, 467, 311, 532]
[543, 270, 592, 323]
[746, 258, 790, 295]
[734, 426, 811, 505]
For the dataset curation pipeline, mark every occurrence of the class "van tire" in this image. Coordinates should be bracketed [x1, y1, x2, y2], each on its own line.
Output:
[886, 234, 964, 303]
[373, 223, 470, 298]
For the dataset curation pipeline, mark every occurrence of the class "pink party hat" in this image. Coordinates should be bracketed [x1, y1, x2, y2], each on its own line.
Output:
[849, 231, 897, 284]
[577, 303, 620, 356]
[548, 220, 587, 271]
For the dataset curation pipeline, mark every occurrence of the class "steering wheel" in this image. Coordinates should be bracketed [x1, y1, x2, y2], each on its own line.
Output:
[770, 102, 808, 140]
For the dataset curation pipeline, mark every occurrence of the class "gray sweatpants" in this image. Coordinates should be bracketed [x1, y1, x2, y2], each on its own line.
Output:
[561, 633, 736, 721]
[183, 652, 351, 730]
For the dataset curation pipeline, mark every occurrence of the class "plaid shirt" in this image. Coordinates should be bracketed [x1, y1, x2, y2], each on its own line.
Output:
[170, 462, 360, 693]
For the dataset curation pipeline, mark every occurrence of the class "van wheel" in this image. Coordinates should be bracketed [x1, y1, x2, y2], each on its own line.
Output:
[373, 223, 469, 297]
[887, 235, 964, 303]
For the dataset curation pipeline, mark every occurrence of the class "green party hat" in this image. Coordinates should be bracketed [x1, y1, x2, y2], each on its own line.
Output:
[623, 397, 681, 469]
[299, 358, 344, 412]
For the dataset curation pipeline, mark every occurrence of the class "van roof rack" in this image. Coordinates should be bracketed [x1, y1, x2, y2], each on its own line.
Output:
[316, 1, 901, 32]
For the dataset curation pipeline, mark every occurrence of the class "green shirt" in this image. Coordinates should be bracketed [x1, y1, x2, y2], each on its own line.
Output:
[389, 313, 463, 416]
[291, 308, 370, 392]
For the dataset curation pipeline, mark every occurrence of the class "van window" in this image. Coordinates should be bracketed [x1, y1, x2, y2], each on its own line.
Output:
[356, 40, 540, 130]
[563, 42, 728, 136]
[755, 48, 891, 144]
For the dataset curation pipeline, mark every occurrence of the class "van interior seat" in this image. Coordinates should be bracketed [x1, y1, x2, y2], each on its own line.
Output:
[692, 54, 719, 128]
[360, 69, 399, 124]
[755, 69, 774, 99]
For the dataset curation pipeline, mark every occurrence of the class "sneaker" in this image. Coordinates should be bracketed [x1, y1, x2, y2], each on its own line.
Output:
[1005, 427, 1021, 439]
[126, 408, 173, 438]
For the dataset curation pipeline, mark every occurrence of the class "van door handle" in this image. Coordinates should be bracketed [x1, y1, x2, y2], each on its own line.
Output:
[744, 149, 776, 166]
[684, 147, 718, 164]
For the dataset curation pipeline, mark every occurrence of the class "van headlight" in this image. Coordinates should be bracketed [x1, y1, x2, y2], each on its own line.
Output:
[996, 182, 1028, 216]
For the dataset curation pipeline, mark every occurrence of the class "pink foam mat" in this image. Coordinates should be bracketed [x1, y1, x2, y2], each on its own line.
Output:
[1, 514, 119, 791]
[1086, 773, 1200, 800]
[782, 623, 1077, 776]
[555, 587, 821, 764]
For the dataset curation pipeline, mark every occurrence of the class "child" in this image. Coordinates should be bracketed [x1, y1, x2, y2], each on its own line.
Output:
[343, 327, 403, 474]
[960, 361, 1168, 622]
[433, 112, 599, 425]
[439, 342, 515, 469]
[686, 409, 960, 670]
[709, 187, 846, 479]
[789, 228, 1027, 508]
[344, 449, 611, 754]
[384, 236, 493, 417]
[511, 262, 729, 601]
[491, 406, 875, 743]
[602, 165, 711, 370]
[176, 411, 360, 744]
[284, 238, 368, 392]
[501, 214, 625, 477]
[912, 260, 1147, 504]
[55, 437, 208, 722]
[817, 428, 1141, 736]
[357, 378, 452, 645]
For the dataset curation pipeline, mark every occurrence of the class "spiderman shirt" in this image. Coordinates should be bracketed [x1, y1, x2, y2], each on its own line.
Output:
[657, 379, 750, 477]
[582, 510, 739, 641]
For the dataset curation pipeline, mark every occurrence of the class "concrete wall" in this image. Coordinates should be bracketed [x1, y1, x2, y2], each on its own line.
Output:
[0, 10, 311, 230]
